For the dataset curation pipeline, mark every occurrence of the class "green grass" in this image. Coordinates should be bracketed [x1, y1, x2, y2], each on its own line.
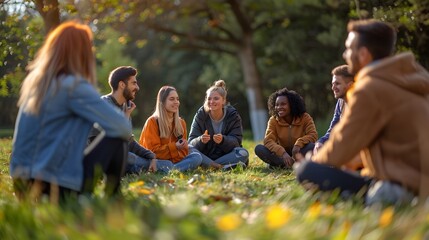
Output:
[0, 129, 14, 138]
[1, 138, 428, 239]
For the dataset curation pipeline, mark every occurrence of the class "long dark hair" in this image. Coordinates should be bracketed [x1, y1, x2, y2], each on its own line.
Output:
[267, 88, 306, 120]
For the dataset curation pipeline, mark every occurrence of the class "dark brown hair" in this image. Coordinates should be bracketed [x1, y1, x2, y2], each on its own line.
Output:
[347, 19, 396, 60]
[108, 66, 137, 90]
[331, 65, 354, 82]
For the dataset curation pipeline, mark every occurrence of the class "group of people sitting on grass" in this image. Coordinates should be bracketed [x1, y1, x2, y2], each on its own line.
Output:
[9, 19, 429, 207]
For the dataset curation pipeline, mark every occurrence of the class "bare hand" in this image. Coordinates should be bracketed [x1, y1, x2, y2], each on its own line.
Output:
[210, 162, 223, 169]
[124, 101, 136, 118]
[176, 138, 188, 150]
[149, 159, 157, 172]
[282, 152, 294, 168]
[201, 130, 210, 144]
[292, 145, 301, 159]
[213, 134, 223, 144]
[313, 142, 323, 155]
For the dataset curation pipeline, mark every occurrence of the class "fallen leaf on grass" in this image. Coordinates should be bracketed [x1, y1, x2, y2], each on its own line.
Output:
[208, 195, 233, 203]
[137, 188, 155, 195]
[160, 179, 175, 184]
[128, 181, 145, 189]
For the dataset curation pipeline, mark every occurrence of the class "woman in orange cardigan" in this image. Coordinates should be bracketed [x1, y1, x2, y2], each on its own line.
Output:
[255, 88, 318, 168]
[139, 86, 202, 172]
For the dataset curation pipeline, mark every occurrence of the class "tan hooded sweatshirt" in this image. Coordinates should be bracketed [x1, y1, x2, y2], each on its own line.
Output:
[313, 52, 429, 201]
[264, 113, 317, 157]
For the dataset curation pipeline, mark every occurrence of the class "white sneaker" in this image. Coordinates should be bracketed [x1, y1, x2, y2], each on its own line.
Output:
[222, 162, 246, 171]
[365, 180, 415, 206]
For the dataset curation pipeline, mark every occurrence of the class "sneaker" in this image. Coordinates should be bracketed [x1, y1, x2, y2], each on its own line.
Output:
[365, 180, 415, 206]
[223, 162, 246, 171]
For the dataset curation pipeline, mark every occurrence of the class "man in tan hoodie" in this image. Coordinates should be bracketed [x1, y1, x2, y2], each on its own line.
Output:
[295, 19, 429, 205]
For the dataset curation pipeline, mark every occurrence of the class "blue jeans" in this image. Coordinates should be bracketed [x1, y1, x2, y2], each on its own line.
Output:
[127, 152, 174, 174]
[192, 147, 249, 168]
[165, 152, 202, 172]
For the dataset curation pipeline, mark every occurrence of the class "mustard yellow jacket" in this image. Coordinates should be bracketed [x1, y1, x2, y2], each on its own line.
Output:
[263, 113, 318, 157]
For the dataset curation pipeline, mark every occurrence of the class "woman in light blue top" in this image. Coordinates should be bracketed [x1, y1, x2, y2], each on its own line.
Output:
[10, 21, 132, 203]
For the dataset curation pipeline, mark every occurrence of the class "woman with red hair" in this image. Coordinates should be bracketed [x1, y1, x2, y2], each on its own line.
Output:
[10, 21, 132, 203]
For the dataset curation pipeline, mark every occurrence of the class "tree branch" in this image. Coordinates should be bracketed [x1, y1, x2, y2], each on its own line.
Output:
[172, 43, 235, 55]
[203, 3, 239, 42]
[226, 0, 252, 33]
[146, 22, 241, 46]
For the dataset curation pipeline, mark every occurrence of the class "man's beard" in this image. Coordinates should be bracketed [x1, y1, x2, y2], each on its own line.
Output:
[123, 88, 135, 101]
[350, 54, 362, 75]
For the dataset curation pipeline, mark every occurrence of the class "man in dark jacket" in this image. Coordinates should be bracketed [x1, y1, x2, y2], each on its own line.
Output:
[90, 66, 173, 174]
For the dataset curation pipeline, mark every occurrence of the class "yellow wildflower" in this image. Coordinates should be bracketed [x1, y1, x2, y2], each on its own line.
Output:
[332, 220, 351, 240]
[265, 204, 292, 229]
[118, 36, 127, 44]
[379, 207, 394, 227]
[216, 213, 242, 231]
[307, 202, 321, 220]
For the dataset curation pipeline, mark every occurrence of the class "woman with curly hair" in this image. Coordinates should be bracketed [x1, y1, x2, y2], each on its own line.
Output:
[255, 88, 317, 168]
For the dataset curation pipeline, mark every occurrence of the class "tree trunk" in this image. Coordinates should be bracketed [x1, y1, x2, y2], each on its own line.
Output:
[34, 0, 60, 33]
[237, 33, 267, 141]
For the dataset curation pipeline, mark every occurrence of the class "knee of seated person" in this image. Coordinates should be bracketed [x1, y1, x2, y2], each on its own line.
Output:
[235, 147, 248, 157]
[190, 152, 203, 162]
[127, 152, 137, 163]
[300, 143, 315, 154]
[235, 147, 249, 165]
[254, 144, 265, 155]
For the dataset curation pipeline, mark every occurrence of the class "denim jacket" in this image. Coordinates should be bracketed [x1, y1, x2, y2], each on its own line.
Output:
[317, 99, 345, 144]
[10, 75, 132, 191]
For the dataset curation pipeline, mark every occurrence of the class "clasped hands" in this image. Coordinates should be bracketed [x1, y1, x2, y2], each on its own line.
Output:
[201, 130, 222, 144]
[282, 145, 303, 167]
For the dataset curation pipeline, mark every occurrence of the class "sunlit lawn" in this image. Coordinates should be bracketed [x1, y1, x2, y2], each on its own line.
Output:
[1, 137, 429, 239]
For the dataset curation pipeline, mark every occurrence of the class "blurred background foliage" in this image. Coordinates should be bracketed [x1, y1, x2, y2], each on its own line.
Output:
[1, 0, 428, 139]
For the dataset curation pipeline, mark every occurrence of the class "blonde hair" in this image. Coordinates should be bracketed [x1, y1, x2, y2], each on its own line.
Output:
[203, 80, 227, 112]
[153, 86, 184, 138]
[18, 21, 96, 114]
